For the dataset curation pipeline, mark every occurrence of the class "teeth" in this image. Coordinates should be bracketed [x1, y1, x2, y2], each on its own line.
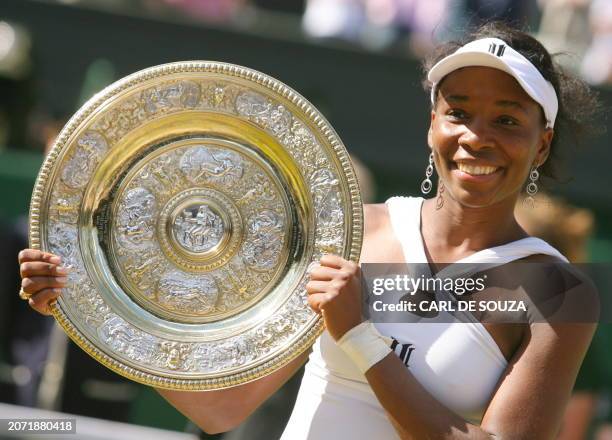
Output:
[457, 163, 498, 176]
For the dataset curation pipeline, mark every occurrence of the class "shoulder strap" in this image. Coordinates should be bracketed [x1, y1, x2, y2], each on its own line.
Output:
[385, 196, 427, 264]
[437, 236, 569, 280]
[384, 196, 569, 278]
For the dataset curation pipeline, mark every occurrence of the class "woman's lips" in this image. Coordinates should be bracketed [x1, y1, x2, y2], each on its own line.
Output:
[450, 162, 503, 183]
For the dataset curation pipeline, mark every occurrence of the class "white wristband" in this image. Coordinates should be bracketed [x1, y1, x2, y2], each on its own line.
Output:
[336, 321, 392, 374]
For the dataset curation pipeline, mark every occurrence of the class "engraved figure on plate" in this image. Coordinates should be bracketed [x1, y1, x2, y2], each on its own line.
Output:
[116, 187, 157, 248]
[157, 341, 192, 371]
[235, 92, 291, 135]
[179, 146, 243, 185]
[310, 169, 344, 226]
[47, 222, 79, 268]
[173, 204, 224, 252]
[148, 153, 183, 197]
[98, 315, 156, 363]
[156, 271, 219, 314]
[60, 131, 109, 189]
[143, 81, 201, 114]
[242, 210, 284, 270]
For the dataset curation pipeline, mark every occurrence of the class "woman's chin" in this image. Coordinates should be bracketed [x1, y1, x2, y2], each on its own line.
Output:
[441, 187, 508, 209]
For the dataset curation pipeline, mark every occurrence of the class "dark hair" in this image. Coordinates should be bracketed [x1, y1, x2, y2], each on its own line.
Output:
[422, 22, 604, 183]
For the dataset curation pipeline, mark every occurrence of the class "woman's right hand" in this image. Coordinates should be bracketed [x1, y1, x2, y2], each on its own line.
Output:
[18, 249, 69, 316]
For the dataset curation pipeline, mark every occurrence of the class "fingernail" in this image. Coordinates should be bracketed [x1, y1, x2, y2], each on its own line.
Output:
[56, 277, 67, 283]
[50, 256, 61, 264]
[56, 266, 70, 275]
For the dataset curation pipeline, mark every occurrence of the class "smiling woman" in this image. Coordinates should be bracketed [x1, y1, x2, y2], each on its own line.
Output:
[423, 23, 603, 193]
[16, 22, 604, 440]
[429, 65, 552, 208]
[279, 22, 604, 440]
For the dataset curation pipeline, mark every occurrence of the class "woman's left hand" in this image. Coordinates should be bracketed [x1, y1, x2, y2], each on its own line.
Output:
[306, 254, 364, 341]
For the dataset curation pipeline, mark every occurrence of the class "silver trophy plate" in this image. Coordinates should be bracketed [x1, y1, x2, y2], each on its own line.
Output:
[29, 61, 363, 390]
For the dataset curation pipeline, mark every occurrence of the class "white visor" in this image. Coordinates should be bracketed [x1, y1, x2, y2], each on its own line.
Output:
[428, 37, 558, 128]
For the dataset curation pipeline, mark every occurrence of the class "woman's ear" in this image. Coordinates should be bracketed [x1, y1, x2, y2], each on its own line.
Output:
[536, 128, 554, 166]
[427, 110, 436, 148]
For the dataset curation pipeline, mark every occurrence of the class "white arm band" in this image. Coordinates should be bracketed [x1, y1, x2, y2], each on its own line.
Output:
[336, 321, 393, 374]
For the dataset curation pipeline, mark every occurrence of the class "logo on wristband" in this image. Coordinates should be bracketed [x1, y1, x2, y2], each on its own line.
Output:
[390, 338, 415, 367]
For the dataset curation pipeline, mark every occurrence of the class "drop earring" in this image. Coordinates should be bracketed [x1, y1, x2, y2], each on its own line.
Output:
[524, 165, 539, 207]
[421, 152, 434, 195]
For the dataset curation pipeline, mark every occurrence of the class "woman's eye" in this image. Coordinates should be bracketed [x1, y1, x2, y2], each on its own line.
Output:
[497, 116, 519, 126]
[447, 109, 468, 120]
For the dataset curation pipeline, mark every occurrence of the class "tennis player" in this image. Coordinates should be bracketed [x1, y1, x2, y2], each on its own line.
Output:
[18, 22, 601, 439]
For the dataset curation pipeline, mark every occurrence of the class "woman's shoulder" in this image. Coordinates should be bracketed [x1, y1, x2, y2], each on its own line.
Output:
[361, 203, 407, 263]
[512, 250, 600, 325]
[508, 233, 569, 264]
[518, 252, 565, 264]
[363, 203, 389, 237]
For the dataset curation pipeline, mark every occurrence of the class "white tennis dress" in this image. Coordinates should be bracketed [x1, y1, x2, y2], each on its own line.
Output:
[280, 196, 568, 440]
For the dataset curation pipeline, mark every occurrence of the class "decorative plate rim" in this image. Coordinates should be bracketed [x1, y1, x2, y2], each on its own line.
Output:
[29, 61, 363, 390]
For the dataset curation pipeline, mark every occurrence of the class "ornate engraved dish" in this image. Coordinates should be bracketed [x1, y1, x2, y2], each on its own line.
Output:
[29, 62, 362, 390]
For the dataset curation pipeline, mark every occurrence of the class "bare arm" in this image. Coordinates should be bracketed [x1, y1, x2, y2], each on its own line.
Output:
[365, 322, 595, 439]
[156, 350, 309, 434]
[361, 262, 599, 439]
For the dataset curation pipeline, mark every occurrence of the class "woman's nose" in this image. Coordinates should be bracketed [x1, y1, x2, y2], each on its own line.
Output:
[457, 119, 495, 151]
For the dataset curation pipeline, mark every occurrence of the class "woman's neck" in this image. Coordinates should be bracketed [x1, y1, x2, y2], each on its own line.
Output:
[420, 194, 527, 260]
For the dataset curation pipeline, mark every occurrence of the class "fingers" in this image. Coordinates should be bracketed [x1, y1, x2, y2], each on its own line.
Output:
[319, 254, 345, 269]
[318, 255, 360, 275]
[18, 250, 68, 315]
[306, 277, 334, 314]
[307, 292, 332, 314]
[306, 279, 335, 313]
[310, 261, 359, 282]
[28, 288, 61, 316]
[306, 280, 333, 294]
[20, 261, 70, 278]
[18, 249, 62, 265]
[307, 255, 360, 315]
[21, 276, 68, 295]
[16, 250, 66, 316]
[309, 265, 339, 281]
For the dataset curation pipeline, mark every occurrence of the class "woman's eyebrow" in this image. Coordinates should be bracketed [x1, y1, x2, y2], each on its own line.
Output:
[445, 94, 469, 102]
[443, 95, 529, 114]
[496, 100, 528, 114]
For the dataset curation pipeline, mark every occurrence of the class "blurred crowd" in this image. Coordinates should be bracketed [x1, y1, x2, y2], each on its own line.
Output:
[4, 0, 611, 79]
[53, 0, 612, 83]
[300, 0, 612, 82]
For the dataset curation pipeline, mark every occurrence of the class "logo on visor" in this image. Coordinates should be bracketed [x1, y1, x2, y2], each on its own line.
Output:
[488, 43, 506, 57]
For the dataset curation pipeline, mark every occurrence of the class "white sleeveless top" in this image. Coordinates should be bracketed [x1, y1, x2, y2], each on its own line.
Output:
[280, 196, 568, 440]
